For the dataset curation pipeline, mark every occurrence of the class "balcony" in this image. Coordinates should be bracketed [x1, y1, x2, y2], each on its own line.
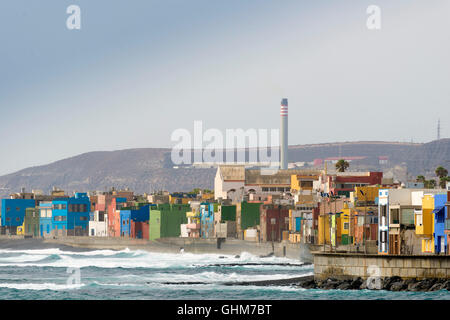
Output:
[186, 223, 200, 230]
[445, 219, 450, 230]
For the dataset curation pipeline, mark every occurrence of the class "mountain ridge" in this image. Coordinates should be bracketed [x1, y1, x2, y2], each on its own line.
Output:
[0, 140, 448, 197]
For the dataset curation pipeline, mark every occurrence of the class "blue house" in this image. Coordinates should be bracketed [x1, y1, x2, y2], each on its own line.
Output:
[433, 194, 447, 254]
[200, 203, 215, 239]
[120, 204, 150, 237]
[38, 201, 53, 237]
[52, 193, 90, 236]
[1, 199, 36, 230]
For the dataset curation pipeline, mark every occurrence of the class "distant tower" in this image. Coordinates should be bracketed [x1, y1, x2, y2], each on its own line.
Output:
[437, 119, 441, 140]
[280, 98, 288, 170]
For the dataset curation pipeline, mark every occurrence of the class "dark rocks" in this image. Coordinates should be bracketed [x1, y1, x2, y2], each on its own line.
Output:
[429, 283, 444, 291]
[350, 277, 363, 289]
[299, 279, 317, 289]
[390, 281, 407, 291]
[336, 282, 352, 290]
[382, 276, 402, 290]
[299, 276, 450, 292]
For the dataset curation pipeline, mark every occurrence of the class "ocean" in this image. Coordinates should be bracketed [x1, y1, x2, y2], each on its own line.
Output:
[0, 247, 449, 300]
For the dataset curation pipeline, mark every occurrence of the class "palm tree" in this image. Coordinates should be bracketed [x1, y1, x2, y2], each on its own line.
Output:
[416, 175, 426, 183]
[435, 166, 448, 179]
[439, 176, 450, 189]
[335, 159, 350, 172]
[425, 180, 436, 189]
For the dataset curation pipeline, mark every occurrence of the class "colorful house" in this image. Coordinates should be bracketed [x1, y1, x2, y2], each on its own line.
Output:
[24, 207, 40, 237]
[432, 194, 447, 254]
[260, 204, 289, 242]
[200, 203, 215, 239]
[149, 204, 189, 240]
[107, 197, 127, 237]
[51, 193, 90, 236]
[184, 210, 201, 238]
[416, 193, 447, 254]
[340, 204, 352, 245]
[119, 204, 150, 237]
[1, 199, 36, 233]
[39, 202, 53, 238]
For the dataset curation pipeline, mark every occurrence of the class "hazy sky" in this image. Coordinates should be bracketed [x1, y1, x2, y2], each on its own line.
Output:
[0, 0, 449, 175]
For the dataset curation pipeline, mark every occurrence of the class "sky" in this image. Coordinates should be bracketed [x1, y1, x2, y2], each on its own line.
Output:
[0, 0, 449, 175]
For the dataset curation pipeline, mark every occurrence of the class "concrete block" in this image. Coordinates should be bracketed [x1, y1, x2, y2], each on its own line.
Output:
[392, 267, 400, 277]
[440, 259, 450, 268]
[416, 268, 426, 279]
[422, 259, 431, 268]
[435, 269, 446, 278]
[407, 268, 416, 278]
[384, 267, 392, 277]
[383, 258, 392, 268]
[395, 259, 404, 268]
[399, 268, 409, 278]
[430, 259, 441, 268]
[424, 268, 436, 278]
[411, 259, 422, 268]
[403, 259, 412, 268]
[446, 268, 450, 278]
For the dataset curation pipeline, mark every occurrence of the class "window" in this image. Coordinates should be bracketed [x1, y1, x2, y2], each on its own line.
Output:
[16, 217, 20, 222]
[6, 218, 11, 222]
[381, 231, 387, 243]
[54, 216, 67, 222]
[391, 209, 399, 224]
[16, 207, 20, 212]
[6, 207, 10, 212]
[344, 222, 349, 230]
[79, 216, 87, 221]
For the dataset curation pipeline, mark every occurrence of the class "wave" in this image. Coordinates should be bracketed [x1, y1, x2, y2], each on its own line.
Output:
[0, 282, 84, 291]
[0, 248, 308, 269]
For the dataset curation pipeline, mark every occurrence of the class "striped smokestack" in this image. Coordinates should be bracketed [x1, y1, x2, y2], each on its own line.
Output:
[280, 98, 288, 170]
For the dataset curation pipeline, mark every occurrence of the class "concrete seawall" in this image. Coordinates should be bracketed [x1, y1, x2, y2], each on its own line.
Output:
[313, 252, 450, 280]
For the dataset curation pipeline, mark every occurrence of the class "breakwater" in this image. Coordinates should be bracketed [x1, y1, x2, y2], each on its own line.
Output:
[313, 251, 450, 280]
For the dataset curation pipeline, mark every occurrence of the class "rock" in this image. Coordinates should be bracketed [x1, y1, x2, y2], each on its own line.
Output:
[408, 281, 421, 291]
[382, 276, 402, 290]
[234, 255, 240, 259]
[419, 279, 436, 291]
[442, 280, 450, 291]
[299, 279, 317, 289]
[337, 282, 352, 290]
[350, 278, 363, 289]
[359, 280, 368, 290]
[429, 283, 444, 292]
[390, 281, 406, 292]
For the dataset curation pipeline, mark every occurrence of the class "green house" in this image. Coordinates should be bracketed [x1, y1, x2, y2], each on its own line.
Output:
[24, 208, 40, 237]
[241, 202, 261, 230]
[149, 204, 190, 240]
[220, 205, 236, 221]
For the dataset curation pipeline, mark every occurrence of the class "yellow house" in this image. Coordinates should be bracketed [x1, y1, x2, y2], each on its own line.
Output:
[318, 213, 331, 245]
[351, 186, 380, 204]
[416, 194, 435, 253]
[291, 174, 319, 204]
